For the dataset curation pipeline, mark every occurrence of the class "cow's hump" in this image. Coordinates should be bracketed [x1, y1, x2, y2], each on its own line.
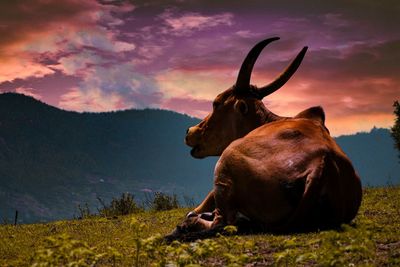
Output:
[295, 106, 325, 126]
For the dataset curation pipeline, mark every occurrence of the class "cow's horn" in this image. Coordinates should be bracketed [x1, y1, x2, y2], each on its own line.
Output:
[235, 37, 280, 94]
[257, 46, 308, 98]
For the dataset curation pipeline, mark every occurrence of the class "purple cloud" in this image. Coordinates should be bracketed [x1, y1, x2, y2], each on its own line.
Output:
[158, 9, 234, 36]
[0, 0, 399, 135]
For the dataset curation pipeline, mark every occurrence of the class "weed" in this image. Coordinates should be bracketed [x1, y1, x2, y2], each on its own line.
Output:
[30, 233, 122, 266]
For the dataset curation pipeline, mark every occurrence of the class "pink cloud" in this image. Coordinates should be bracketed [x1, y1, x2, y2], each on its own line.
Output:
[59, 87, 127, 112]
[132, 45, 166, 65]
[15, 87, 42, 100]
[0, 0, 135, 83]
[160, 10, 234, 36]
[162, 96, 211, 118]
[0, 57, 55, 83]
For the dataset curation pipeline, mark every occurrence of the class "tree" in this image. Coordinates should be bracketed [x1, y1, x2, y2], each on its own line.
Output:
[391, 100, 400, 158]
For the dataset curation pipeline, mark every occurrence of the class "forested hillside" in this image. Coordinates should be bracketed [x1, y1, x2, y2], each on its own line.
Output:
[0, 93, 216, 223]
[336, 127, 400, 186]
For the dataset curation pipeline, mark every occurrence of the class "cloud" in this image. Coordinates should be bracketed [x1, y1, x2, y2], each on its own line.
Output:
[297, 40, 400, 116]
[235, 30, 263, 39]
[125, 9, 236, 67]
[62, 29, 135, 53]
[50, 51, 105, 76]
[1, 0, 398, 137]
[159, 9, 234, 36]
[0, 0, 98, 82]
[132, 44, 166, 65]
[323, 13, 350, 28]
[153, 34, 400, 137]
[59, 87, 127, 112]
[0, 57, 55, 83]
[0, 0, 99, 51]
[15, 87, 42, 100]
[0, 0, 135, 83]
[59, 63, 162, 112]
[161, 96, 211, 118]
[244, 39, 400, 136]
[155, 68, 234, 100]
[167, 40, 243, 71]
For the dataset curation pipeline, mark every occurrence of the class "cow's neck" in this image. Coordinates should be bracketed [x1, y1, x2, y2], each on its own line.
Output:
[259, 105, 288, 125]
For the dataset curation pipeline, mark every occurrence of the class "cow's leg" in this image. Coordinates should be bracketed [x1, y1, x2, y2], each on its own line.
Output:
[212, 180, 237, 226]
[165, 180, 237, 242]
[164, 214, 214, 242]
[187, 189, 216, 217]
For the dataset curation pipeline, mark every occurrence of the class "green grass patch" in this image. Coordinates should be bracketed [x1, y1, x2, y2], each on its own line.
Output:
[1, 187, 399, 266]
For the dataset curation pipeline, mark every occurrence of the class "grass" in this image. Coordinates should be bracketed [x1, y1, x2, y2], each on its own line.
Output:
[1, 186, 399, 266]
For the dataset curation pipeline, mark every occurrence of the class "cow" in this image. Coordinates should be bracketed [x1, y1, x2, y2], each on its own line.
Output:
[166, 37, 362, 241]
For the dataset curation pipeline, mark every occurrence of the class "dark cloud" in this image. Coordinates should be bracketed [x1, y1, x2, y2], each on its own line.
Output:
[0, 0, 99, 50]
[255, 38, 400, 119]
[129, 0, 400, 23]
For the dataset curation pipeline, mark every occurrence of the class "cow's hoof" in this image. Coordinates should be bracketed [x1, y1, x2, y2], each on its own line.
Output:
[199, 212, 214, 221]
[164, 225, 184, 243]
[186, 211, 198, 218]
[163, 233, 177, 243]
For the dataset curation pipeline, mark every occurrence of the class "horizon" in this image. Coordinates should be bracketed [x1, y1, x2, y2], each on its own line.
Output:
[0, 1, 399, 136]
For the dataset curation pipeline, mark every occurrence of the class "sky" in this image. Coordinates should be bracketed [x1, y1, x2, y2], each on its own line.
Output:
[0, 0, 399, 136]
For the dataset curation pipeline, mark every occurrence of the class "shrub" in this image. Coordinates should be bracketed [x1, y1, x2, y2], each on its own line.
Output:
[76, 203, 95, 219]
[98, 193, 143, 217]
[391, 100, 400, 158]
[146, 192, 180, 211]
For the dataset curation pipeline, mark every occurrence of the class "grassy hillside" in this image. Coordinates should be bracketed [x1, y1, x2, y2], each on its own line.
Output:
[1, 187, 399, 266]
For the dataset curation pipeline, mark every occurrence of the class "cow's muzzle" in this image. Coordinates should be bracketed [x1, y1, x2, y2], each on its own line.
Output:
[185, 126, 206, 158]
[190, 145, 204, 158]
[185, 126, 199, 146]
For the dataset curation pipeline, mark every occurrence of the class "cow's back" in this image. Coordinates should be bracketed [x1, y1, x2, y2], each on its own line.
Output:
[215, 118, 362, 228]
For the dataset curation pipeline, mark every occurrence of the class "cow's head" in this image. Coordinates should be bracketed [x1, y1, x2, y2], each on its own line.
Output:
[185, 37, 308, 158]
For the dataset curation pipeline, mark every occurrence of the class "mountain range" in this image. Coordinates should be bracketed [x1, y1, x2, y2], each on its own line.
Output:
[0, 93, 398, 223]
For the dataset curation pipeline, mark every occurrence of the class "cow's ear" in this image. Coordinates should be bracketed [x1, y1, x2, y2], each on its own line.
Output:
[234, 99, 248, 115]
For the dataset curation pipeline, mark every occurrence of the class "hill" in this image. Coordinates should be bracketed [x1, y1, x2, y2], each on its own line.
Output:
[0, 93, 217, 223]
[0, 93, 399, 223]
[0, 186, 399, 266]
[336, 127, 400, 186]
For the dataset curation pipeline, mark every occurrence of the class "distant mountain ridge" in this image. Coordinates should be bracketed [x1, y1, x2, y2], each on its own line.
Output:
[336, 127, 400, 186]
[0, 93, 399, 223]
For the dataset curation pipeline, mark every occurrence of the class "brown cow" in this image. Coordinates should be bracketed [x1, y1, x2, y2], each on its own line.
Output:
[167, 37, 362, 241]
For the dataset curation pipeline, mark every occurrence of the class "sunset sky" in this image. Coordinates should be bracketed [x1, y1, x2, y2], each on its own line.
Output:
[0, 0, 399, 136]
